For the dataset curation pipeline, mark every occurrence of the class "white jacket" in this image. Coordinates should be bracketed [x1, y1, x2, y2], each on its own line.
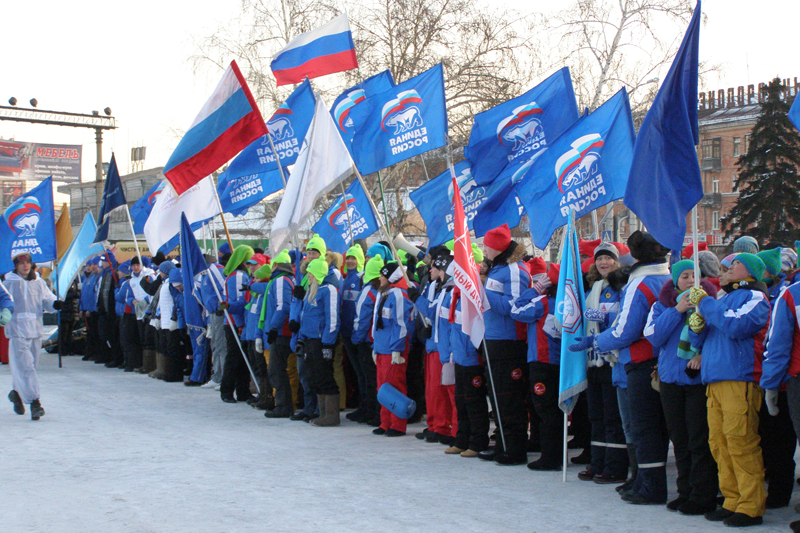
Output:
[4, 271, 56, 339]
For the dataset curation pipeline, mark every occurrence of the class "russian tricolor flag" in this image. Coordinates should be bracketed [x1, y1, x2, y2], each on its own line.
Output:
[164, 60, 267, 196]
[271, 13, 358, 87]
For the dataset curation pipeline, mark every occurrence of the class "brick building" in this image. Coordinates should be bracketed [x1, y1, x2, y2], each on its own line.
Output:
[578, 76, 800, 254]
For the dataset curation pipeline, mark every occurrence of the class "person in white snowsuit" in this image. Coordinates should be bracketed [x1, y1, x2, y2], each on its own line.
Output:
[6, 252, 60, 420]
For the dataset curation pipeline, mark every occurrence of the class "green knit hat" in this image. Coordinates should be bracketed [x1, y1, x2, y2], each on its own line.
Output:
[306, 234, 327, 256]
[671, 259, 694, 286]
[445, 239, 455, 251]
[345, 245, 365, 272]
[757, 248, 782, 277]
[272, 249, 291, 265]
[732, 253, 766, 281]
[306, 257, 328, 284]
[223, 245, 255, 276]
[363, 256, 385, 283]
[254, 263, 272, 281]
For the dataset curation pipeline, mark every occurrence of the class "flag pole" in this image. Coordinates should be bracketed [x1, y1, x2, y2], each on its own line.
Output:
[339, 182, 355, 245]
[266, 127, 303, 252]
[124, 205, 143, 265]
[211, 217, 219, 256]
[54, 253, 63, 369]
[376, 170, 391, 229]
[210, 176, 234, 251]
[591, 210, 599, 240]
[692, 205, 700, 289]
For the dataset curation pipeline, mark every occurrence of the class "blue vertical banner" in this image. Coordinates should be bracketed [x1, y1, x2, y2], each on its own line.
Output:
[513, 88, 636, 248]
[623, 1, 703, 250]
[311, 179, 379, 253]
[180, 213, 209, 336]
[349, 64, 448, 175]
[331, 69, 396, 157]
[557, 213, 587, 414]
[94, 154, 127, 243]
[53, 212, 105, 299]
[0, 177, 57, 273]
[216, 79, 316, 216]
[464, 67, 579, 185]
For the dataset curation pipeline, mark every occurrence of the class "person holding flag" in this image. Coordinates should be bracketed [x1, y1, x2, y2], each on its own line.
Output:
[6, 252, 59, 421]
[570, 231, 671, 504]
[479, 223, 531, 465]
[352, 256, 384, 426]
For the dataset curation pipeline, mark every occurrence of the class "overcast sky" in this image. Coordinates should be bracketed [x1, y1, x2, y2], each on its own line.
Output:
[1, 0, 796, 195]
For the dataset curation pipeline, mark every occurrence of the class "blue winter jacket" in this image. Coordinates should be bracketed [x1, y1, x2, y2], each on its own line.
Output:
[446, 288, 482, 367]
[223, 270, 250, 328]
[200, 264, 225, 313]
[340, 270, 363, 338]
[114, 279, 133, 316]
[298, 282, 340, 345]
[352, 284, 378, 345]
[693, 283, 770, 384]
[325, 266, 343, 291]
[761, 281, 800, 390]
[510, 288, 551, 364]
[170, 285, 186, 329]
[595, 262, 670, 367]
[242, 289, 264, 342]
[372, 285, 413, 354]
[484, 255, 531, 341]
[433, 283, 453, 364]
[417, 280, 439, 354]
[80, 272, 99, 312]
[768, 273, 788, 301]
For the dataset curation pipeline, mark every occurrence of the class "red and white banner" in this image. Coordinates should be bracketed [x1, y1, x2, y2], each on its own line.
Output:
[449, 174, 490, 348]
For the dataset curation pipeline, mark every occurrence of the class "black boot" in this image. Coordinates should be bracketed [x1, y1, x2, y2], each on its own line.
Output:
[616, 443, 638, 493]
[30, 399, 45, 420]
[8, 390, 24, 415]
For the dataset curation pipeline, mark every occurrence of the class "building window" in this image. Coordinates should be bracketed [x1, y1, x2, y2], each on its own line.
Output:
[712, 179, 720, 193]
[712, 211, 720, 230]
[702, 138, 721, 159]
[733, 137, 741, 157]
[745, 134, 752, 154]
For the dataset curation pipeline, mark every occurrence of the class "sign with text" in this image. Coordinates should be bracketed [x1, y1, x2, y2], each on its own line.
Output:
[0, 140, 82, 182]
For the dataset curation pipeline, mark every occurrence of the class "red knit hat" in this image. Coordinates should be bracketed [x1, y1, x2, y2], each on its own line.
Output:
[581, 257, 594, 273]
[527, 257, 547, 276]
[612, 242, 630, 257]
[578, 238, 601, 258]
[484, 223, 511, 252]
[681, 241, 708, 259]
[547, 263, 560, 286]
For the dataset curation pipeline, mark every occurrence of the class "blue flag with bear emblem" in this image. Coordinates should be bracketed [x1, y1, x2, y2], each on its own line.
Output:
[331, 69, 396, 158]
[0, 176, 56, 273]
[514, 88, 635, 249]
[311, 179, 378, 253]
[349, 64, 447, 175]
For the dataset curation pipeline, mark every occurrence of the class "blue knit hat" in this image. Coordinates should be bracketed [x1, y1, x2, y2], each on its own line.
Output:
[732, 253, 766, 281]
[757, 248, 782, 277]
[158, 261, 176, 275]
[733, 236, 759, 255]
[671, 259, 694, 286]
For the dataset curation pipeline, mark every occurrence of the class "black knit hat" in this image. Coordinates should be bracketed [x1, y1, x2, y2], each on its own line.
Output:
[380, 261, 403, 284]
[627, 231, 669, 262]
[130, 256, 140, 266]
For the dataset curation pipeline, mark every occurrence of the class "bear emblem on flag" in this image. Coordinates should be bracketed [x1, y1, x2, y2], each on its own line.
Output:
[556, 134, 604, 194]
[496, 102, 546, 154]
[447, 167, 485, 205]
[381, 90, 423, 134]
[6, 196, 41, 237]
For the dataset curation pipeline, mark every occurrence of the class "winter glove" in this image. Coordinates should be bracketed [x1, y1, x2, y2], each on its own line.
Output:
[288, 320, 301, 333]
[0, 308, 11, 326]
[372, 351, 377, 364]
[169, 320, 178, 331]
[568, 335, 596, 352]
[584, 308, 607, 322]
[688, 287, 708, 306]
[254, 338, 263, 353]
[52, 300, 64, 311]
[215, 309, 224, 316]
[294, 339, 306, 357]
[407, 286, 420, 302]
[218, 302, 229, 311]
[765, 389, 779, 416]
[391, 351, 406, 365]
[266, 329, 278, 346]
[322, 345, 335, 360]
[532, 277, 552, 295]
[292, 285, 306, 300]
[688, 312, 706, 333]
[602, 352, 618, 366]
[423, 325, 433, 339]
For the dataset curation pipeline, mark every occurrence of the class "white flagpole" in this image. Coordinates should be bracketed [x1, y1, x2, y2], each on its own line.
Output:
[124, 205, 142, 265]
[692, 205, 700, 288]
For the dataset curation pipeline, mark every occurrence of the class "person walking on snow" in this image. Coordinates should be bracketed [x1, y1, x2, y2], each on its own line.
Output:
[6, 252, 60, 420]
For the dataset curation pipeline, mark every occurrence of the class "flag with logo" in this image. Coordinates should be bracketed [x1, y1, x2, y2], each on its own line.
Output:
[465, 67, 579, 185]
[217, 79, 316, 217]
[349, 63, 447, 175]
[53, 211, 105, 299]
[448, 172, 490, 348]
[144, 176, 221, 254]
[312, 179, 379, 253]
[130, 180, 166, 234]
[270, 13, 359, 86]
[163, 60, 267, 195]
[624, 1, 702, 250]
[331, 69, 396, 157]
[270, 94, 355, 254]
[93, 154, 127, 243]
[514, 88, 635, 249]
[0, 177, 57, 274]
[557, 213, 587, 414]
[470, 158, 529, 238]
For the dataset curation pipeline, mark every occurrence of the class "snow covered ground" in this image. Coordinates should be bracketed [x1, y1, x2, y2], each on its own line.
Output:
[2, 349, 799, 533]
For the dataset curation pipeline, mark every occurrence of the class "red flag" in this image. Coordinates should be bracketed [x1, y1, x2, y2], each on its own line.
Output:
[450, 174, 490, 348]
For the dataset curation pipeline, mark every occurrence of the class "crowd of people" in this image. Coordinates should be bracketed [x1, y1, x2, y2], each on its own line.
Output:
[7, 224, 800, 530]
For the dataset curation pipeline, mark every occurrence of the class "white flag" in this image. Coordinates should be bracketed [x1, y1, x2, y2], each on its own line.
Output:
[144, 176, 221, 253]
[270, 94, 355, 255]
